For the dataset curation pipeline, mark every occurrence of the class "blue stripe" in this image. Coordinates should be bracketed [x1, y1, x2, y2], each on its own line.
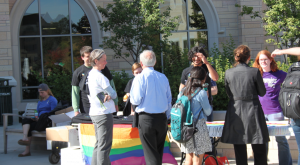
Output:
[83, 154, 92, 165]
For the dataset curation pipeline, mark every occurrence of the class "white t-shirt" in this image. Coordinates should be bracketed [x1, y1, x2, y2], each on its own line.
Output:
[88, 69, 116, 115]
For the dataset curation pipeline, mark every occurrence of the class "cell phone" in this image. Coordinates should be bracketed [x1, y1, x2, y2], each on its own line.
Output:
[97, 92, 105, 103]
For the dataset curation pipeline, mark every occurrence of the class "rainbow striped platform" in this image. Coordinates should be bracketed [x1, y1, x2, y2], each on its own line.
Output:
[79, 123, 177, 165]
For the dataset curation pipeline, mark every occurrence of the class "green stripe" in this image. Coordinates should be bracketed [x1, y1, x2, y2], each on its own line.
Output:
[82, 145, 94, 157]
[110, 145, 143, 155]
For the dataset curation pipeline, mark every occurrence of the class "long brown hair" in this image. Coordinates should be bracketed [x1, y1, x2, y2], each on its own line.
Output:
[253, 50, 278, 76]
[39, 89, 54, 101]
[233, 45, 251, 67]
[183, 67, 206, 99]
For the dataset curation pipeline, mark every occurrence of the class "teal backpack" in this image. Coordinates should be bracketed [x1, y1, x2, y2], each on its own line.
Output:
[170, 88, 200, 143]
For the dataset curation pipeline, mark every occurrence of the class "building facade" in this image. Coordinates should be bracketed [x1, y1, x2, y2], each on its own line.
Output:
[1, 0, 273, 113]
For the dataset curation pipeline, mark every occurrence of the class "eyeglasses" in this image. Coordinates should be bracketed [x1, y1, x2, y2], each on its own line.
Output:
[259, 59, 269, 62]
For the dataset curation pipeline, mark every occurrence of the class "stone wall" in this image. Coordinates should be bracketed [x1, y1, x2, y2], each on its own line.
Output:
[212, 0, 278, 60]
[0, 0, 12, 76]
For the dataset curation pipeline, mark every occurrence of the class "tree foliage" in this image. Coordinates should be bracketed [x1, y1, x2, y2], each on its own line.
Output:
[236, 0, 300, 49]
[98, 0, 179, 65]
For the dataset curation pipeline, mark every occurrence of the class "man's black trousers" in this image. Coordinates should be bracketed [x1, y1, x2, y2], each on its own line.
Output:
[234, 144, 267, 165]
[138, 113, 168, 165]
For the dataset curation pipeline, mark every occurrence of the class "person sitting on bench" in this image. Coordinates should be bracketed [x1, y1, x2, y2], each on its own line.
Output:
[18, 83, 57, 157]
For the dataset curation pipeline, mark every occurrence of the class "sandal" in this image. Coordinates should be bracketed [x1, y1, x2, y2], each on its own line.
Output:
[18, 139, 30, 146]
[18, 152, 31, 157]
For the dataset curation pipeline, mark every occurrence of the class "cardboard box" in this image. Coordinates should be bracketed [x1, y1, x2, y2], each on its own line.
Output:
[61, 147, 85, 165]
[46, 126, 79, 145]
[55, 106, 73, 115]
[49, 107, 75, 126]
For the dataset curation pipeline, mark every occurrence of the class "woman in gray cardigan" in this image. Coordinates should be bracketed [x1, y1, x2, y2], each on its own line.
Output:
[221, 45, 269, 165]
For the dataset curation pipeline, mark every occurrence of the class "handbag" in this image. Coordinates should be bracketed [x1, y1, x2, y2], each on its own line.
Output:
[181, 110, 202, 142]
[204, 154, 229, 165]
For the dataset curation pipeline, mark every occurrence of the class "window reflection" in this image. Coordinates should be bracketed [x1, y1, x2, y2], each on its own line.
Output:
[162, 0, 187, 31]
[20, 38, 41, 87]
[20, 0, 39, 35]
[167, 32, 188, 52]
[22, 88, 39, 100]
[71, 0, 91, 34]
[42, 37, 71, 76]
[41, 0, 69, 35]
[18, 0, 95, 99]
[189, 31, 208, 52]
[72, 36, 92, 69]
[188, 0, 207, 30]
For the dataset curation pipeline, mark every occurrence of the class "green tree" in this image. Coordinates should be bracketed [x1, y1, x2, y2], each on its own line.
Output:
[236, 0, 300, 49]
[97, 0, 179, 65]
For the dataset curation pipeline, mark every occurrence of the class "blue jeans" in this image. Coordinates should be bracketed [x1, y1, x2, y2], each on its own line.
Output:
[292, 118, 300, 165]
[265, 112, 292, 165]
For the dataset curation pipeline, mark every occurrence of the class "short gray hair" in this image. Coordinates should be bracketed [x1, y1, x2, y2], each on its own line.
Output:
[90, 49, 106, 66]
[140, 50, 156, 67]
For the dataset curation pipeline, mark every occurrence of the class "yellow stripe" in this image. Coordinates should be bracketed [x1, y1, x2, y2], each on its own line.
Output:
[165, 135, 170, 142]
[112, 138, 142, 149]
[81, 134, 96, 147]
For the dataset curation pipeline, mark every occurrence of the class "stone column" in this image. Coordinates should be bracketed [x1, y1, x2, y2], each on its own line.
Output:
[0, 0, 12, 76]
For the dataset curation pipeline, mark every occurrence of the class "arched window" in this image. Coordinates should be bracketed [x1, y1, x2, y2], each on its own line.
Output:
[19, 0, 92, 100]
[162, 0, 208, 52]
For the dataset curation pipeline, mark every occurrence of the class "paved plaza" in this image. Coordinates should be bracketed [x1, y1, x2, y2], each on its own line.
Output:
[0, 123, 298, 165]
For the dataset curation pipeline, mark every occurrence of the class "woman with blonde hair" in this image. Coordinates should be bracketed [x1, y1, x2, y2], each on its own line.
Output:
[253, 50, 292, 165]
[221, 45, 269, 165]
[18, 83, 57, 157]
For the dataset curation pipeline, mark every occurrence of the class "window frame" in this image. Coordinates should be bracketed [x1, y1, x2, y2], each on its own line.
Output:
[19, 0, 93, 101]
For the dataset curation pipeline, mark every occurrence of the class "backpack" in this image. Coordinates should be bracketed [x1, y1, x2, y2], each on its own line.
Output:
[170, 88, 200, 143]
[79, 71, 90, 95]
[279, 62, 300, 119]
[35, 113, 52, 131]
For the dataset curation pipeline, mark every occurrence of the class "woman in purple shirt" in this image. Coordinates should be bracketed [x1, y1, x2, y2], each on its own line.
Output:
[18, 84, 57, 157]
[253, 50, 292, 165]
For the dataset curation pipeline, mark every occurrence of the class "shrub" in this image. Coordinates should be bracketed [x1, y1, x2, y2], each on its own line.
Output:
[162, 44, 190, 99]
[32, 67, 72, 104]
[111, 70, 131, 110]
[207, 55, 231, 110]
[208, 36, 236, 110]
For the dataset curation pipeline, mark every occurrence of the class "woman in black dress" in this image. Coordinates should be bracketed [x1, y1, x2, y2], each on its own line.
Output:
[221, 45, 269, 165]
[123, 63, 142, 116]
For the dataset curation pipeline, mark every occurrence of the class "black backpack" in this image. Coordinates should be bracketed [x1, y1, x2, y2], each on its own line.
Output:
[35, 113, 52, 131]
[79, 71, 90, 95]
[279, 62, 300, 119]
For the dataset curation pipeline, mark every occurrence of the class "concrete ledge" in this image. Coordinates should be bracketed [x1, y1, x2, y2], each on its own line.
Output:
[213, 110, 226, 121]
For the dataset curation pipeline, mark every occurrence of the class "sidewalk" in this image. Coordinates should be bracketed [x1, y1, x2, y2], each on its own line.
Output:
[0, 123, 298, 165]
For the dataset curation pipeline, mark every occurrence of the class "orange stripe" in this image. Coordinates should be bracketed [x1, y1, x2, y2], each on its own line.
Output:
[80, 124, 95, 136]
[80, 124, 140, 139]
[113, 124, 132, 128]
[113, 127, 140, 139]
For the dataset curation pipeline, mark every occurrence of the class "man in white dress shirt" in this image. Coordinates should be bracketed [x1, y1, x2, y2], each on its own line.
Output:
[130, 50, 172, 165]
